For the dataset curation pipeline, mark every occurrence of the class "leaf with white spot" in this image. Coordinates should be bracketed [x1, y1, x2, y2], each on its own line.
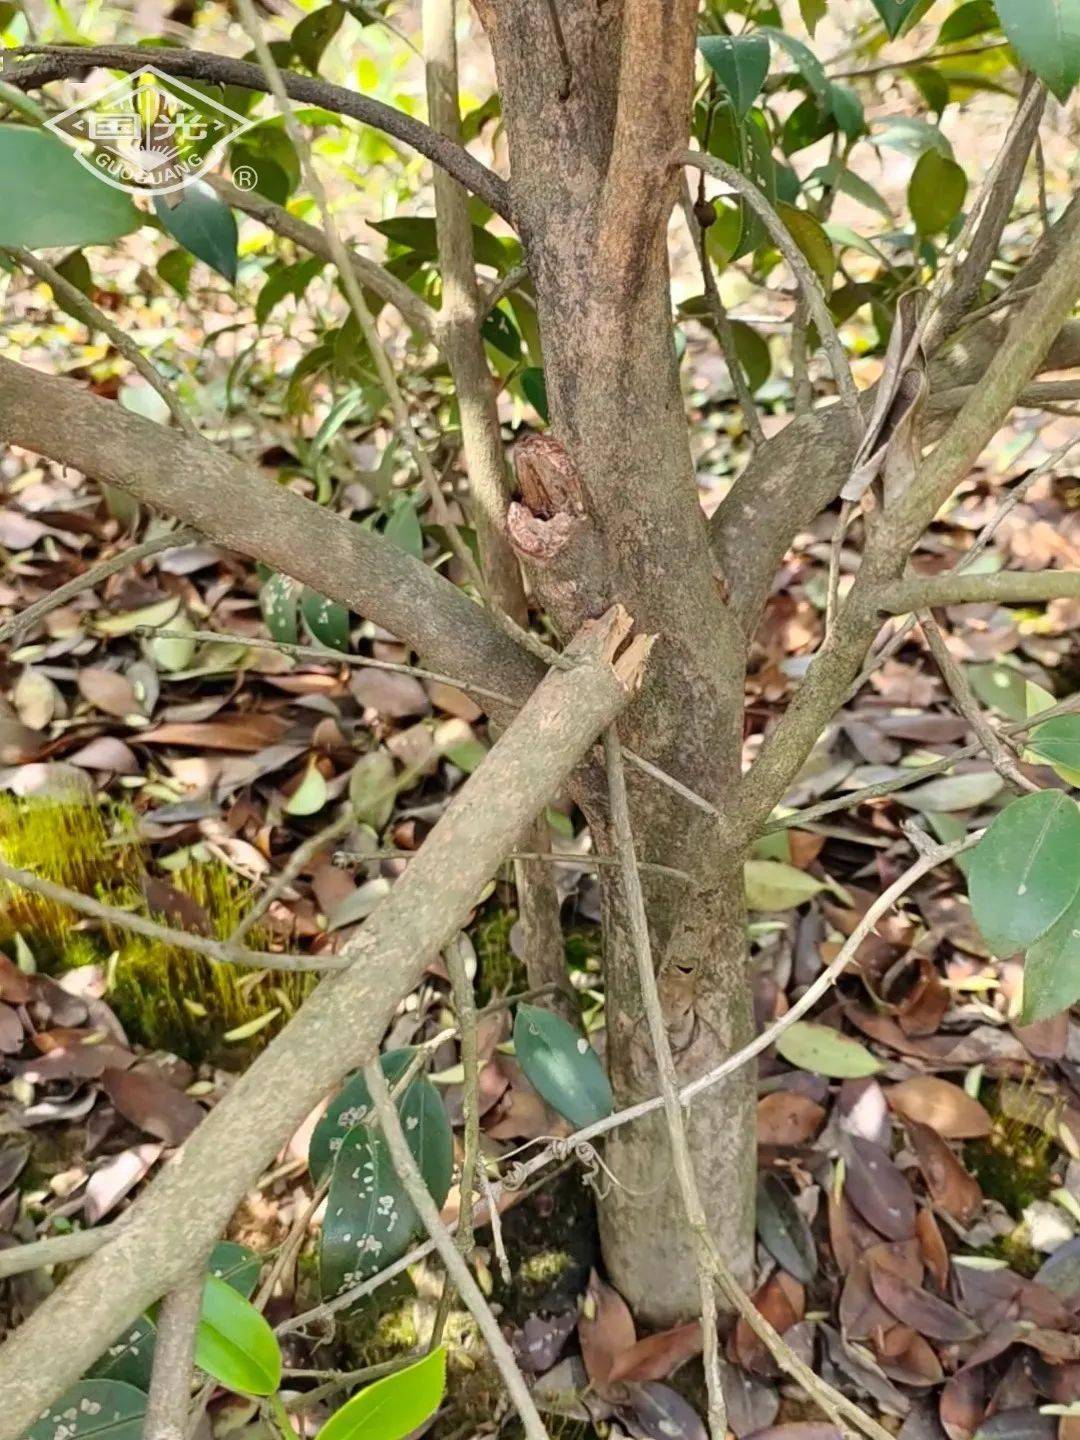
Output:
[23, 1379, 146, 1440]
[513, 1003, 613, 1130]
[300, 587, 350, 652]
[319, 1124, 420, 1298]
[968, 791, 1080, 955]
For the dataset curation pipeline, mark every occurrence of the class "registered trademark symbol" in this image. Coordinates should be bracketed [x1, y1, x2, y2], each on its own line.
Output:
[233, 165, 258, 191]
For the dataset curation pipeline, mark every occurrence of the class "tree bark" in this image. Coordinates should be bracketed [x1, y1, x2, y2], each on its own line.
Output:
[481, 0, 753, 1321]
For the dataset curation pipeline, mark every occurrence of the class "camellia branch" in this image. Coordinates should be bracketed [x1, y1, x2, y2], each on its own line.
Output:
[0, 606, 649, 1440]
[2, 44, 512, 220]
[142, 1276, 204, 1440]
[880, 570, 1080, 612]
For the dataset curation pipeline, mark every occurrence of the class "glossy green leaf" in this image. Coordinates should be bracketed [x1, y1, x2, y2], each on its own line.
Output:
[798, 0, 828, 36]
[1027, 714, 1080, 786]
[0, 126, 140, 249]
[194, 1274, 281, 1396]
[782, 94, 835, 153]
[285, 757, 329, 816]
[23, 1380, 146, 1440]
[756, 1172, 817, 1282]
[911, 64, 951, 114]
[966, 662, 1044, 721]
[777, 202, 835, 288]
[520, 366, 549, 420]
[301, 588, 350, 651]
[744, 859, 828, 911]
[871, 0, 923, 37]
[993, 0, 1080, 100]
[370, 216, 519, 274]
[829, 83, 866, 139]
[260, 572, 300, 645]
[941, 0, 999, 41]
[310, 1049, 453, 1206]
[232, 124, 301, 203]
[317, 1346, 447, 1440]
[875, 114, 954, 158]
[513, 1003, 613, 1130]
[256, 256, 325, 326]
[969, 791, 1080, 955]
[775, 1021, 884, 1078]
[698, 34, 770, 119]
[88, 1318, 156, 1391]
[153, 182, 237, 284]
[1022, 890, 1080, 1023]
[292, 3, 345, 72]
[319, 1124, 420, 1298]
[209, 1240, 262, 1299]
[909, 148, 968, 234]
[762, 28, 832, 111]
[729, 321, 772, 393]
[383, 498, 424, 559]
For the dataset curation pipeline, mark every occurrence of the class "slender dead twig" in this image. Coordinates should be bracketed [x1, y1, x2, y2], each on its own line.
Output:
[919, 611, 1038, 794]
[0, 527, 198, 646]
[602, 728, 726, 1440]
[144, 1277, 205, 1440]
[363, 1057, 550, 1440]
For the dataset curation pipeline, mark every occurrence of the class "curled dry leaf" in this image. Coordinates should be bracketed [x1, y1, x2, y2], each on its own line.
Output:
[757, 1090, 826, 1146]
[733, 1272, 804, 1376]
[578, 1269, 636, 1392]
[887, 1078, 992, 1139]
[844, 1136, 917, 1241]
[939, 1366, 985, 1440]
[102, 1066, 204, 1146]
[84, 1143, 162, 1223]
[607, 1321, 702, 1385]
[77, 666, 141, 720]
[870, 1266, 981, 1343]
[906, 1122, 983, 1224]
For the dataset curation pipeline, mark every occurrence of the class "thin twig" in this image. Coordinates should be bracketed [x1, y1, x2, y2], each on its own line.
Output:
[602, 728, 726, 1440]
[919, 610, 1038, 793]
[681, 180, 765, 446]
[362, 1057, 550, 1440]
[230, 811, 356, 946]
[255, 1179, 330, 1311]
[429, 932, 480, 1349]
[8, 248, 199, 438]
[0, 1225, 116, 1280]
[680, 151, 862, 434]
[826, 39, 1008, 81]
[0, 527, 199, 646]
[0, 860, 346, 972]
[144, 1276, 204, 1440]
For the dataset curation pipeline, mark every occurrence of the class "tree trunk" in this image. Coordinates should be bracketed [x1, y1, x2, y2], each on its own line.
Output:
[479, 0, 756, 1323]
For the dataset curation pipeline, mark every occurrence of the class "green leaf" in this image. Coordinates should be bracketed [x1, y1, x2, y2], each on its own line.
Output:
[349, 751, 397, 830]
[301, 588, 350, 651]
[153, 182, 237, 284]
[0, 126, 141, 249]
[292, 2, 345, 72]
[285, 757, 329, 817]
[23, 1380, 147, 1440]
[383, 498, 424, 559]
[729, 321, 772, 393]
[698, 34, 771, 119]
[256, 256, 325, 326]
[88, 1318, 156, 1391]
[194, 1275, 281, 1396]
[969, 791, 1080, 955]
[871, 0, 924, 37]
[744, 859, 827, 911]
[966, 662, 1054, 723]
[776, 1021, 884, 1078]
[1022, 890, 1080, 1022]
[762, 28, 833, 112]
[782, 94, 835, 153]
[310, 1049, 453, 1207]
[829, 83, 866, 139]
[370, 216, 519, 274]
[756, 1172, 817, 1282]
[993, 0, 1080, 100]
[513, 1003, 613, 1130]
[941, 0, 999, 41]
[909, 148, 968, 234]
[798, 0, 828, 36]
[260, 572, 300, 645]
[231, 124, 301, 203]
[319, 1124, 420, 1298]
[317, 1347, 447, 1440]
[1027, 714, 1080, 786]
[898, 770, 1004, 814]
[209, 1240, 262, 1300]
[777, 202, 835, 288]
[520, 366, 549, 421]
[910, 64, 951, 114]
[875, 114, 954, 158]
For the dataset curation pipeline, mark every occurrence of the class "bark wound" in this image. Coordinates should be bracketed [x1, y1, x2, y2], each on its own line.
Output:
[507, 433, 585, 563]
